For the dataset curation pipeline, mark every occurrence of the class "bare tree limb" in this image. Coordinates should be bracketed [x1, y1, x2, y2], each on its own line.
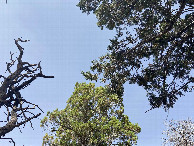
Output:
[0, 38, 54, 138]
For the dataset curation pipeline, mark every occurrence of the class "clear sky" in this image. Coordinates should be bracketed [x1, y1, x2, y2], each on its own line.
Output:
[0, 0, 193, 146]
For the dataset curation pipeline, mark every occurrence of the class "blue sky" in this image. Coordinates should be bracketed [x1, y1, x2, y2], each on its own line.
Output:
[0, 0, 193, 145]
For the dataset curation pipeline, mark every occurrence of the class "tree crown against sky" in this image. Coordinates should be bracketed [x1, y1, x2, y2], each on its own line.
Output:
[0, 38, 54, 139]
[77, 0, 194, 111]
[162, 118, 194, 146]
[41, 82, 141, 146]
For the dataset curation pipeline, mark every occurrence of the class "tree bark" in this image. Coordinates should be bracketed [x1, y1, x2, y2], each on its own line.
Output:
[0, 38, 54, 138]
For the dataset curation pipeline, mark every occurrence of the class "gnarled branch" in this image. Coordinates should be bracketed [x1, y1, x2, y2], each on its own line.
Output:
[0, 38, 54, 138]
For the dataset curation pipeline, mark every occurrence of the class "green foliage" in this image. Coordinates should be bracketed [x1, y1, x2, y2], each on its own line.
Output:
[78, 0, 194, 110]
[41, 83, 141, 145]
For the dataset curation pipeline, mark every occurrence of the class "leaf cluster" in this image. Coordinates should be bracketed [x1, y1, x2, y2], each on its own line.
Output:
[78, 0, 194, 110]
[41, 83, 140, 146]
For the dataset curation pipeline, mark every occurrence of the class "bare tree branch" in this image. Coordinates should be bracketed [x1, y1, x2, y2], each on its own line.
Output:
[0, 38, 54, 138]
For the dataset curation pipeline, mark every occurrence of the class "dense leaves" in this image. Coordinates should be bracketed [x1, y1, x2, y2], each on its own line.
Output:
[41, 82, 141, 145]
[162, 118, 194, 146]
[78, 0, 194, 110]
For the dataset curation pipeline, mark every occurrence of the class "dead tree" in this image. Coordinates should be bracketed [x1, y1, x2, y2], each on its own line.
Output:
[0, 38, 54, 138]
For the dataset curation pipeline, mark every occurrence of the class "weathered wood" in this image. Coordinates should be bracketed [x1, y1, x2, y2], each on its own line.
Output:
[0, 38, 54, 138]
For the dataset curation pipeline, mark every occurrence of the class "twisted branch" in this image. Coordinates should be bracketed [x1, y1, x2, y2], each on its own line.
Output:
[0, 38, 54, 138]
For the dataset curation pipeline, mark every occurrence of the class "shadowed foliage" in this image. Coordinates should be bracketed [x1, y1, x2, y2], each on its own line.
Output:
[78, 0, 194, 111]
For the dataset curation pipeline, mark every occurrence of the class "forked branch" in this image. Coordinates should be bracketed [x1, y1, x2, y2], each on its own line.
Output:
[0, 38, 54, 138]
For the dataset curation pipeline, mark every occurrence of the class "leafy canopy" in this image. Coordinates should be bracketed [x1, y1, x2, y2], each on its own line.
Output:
[41, 82, 141, 146]
[78, 0, 194, 110]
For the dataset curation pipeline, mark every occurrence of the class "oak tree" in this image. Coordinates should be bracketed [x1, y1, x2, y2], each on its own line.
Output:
[41, 82, 141, 146]
[78, 0, 194, 111]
